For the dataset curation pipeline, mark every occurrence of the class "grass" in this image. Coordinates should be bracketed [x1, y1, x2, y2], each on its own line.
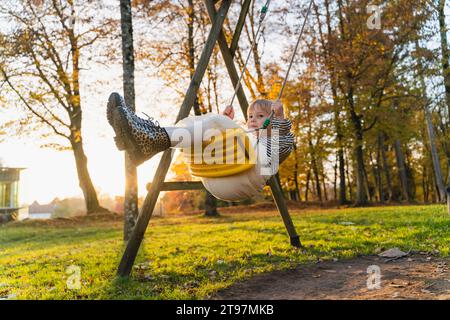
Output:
[0, 204, 448, 299]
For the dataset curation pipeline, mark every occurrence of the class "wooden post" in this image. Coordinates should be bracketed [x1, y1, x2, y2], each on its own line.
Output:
[230, 0, 252, 56]
[268, 175, 301, 247]
[117, 0, 232, 277]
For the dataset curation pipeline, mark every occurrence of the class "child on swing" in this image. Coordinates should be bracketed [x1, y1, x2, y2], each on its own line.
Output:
[106, 92, 294, 200]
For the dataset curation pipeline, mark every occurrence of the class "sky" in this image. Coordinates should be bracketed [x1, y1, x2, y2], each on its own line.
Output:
[0, 61, 188, 205]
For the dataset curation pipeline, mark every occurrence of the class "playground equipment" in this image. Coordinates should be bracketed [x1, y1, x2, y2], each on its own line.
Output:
[117, 0, 313, 277]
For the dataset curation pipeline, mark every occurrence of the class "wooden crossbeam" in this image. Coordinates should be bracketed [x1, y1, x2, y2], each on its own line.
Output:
[146, 181, 205, 191]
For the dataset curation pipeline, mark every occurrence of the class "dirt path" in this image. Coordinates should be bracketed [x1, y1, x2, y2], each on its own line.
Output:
[213, 254, 450, 300]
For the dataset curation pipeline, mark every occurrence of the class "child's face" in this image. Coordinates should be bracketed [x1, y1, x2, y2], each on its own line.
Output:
[247, 105, 270, 130]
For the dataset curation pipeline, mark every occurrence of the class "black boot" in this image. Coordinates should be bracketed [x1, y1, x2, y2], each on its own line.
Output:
[107, 92, 171, 166]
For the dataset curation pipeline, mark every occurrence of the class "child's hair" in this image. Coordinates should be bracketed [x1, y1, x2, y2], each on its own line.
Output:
[248, 99, 272, 115]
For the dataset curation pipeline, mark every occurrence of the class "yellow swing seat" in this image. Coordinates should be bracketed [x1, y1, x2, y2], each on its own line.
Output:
[183, 128, 257, 178]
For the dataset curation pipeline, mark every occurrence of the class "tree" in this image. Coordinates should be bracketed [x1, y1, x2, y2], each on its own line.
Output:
[120, 0, 139, 240]
[0, 0, 114, 213]
[414, 39, 446, 202]
[435, 0, 450, 204]
[312, 0, 348, 204]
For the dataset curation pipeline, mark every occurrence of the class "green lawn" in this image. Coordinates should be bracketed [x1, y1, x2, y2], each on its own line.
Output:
[0, 205, 448, 299]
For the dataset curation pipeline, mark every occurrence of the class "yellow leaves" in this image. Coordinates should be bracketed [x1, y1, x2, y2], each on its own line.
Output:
[29, 91, 45, 102]
[70, 95, 81, 107]
[71, 128, 81, 143]
[267, 81, 282, 100]
[170, 152, 193, 181]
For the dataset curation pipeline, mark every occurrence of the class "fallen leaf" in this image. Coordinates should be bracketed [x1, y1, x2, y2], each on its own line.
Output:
[378, 248, 408, 258]
[389, 283, 405, 288]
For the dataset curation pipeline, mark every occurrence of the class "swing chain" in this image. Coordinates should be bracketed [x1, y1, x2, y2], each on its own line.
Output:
[229, 0, 272, 107]
[250, 0, 314, 134]
[259, 0, 271, 22]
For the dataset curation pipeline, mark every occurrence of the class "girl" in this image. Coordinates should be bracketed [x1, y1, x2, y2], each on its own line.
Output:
[106, 92, 294, 201]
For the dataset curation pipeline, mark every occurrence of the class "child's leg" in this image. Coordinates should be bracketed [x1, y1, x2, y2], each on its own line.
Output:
[165, 114, 241, 149]
[107, 92, 243, 166]
[165, 126, 203, 148]
[107, 92, 171, 166]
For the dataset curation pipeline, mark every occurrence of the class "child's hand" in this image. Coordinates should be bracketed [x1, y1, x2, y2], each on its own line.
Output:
[222, 105, 235, 119]
[272, 101, 284, 118]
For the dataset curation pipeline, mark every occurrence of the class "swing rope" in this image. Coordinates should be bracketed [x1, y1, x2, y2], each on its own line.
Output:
[229, 0, 272, 108]
[245, 0, 314, 133]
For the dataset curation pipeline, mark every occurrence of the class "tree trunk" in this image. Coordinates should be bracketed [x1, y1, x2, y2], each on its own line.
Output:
[379, 132, 393, 201]
[321, 167, 328, 201]
[305, 168, 311, 202]
[422, 163, 429, 203]
[347, 87, 367, 205]
[318, 0, 347, 204]
[333, 157, 338, 201]
[438, 0, 450, 119]
[337, 145, 347, 204]
[293, 145, 302, 201]
[375, 143, 384, 202]
[415, 38, 446, 203]
[437, 0, 450, 205]
[394, 139, 411, 202]
[68, 17, 104, 214]
[425, 110, 446, 202]
[345, 148, 353, 202]
[370, 152, 380, 202]
[353, 144, 367, 205]
[405, 149, 417, 201]
[71, 139, 103, 213]
[246, 2, 266, 97]
[309, 140, 322, 202]
[120, 0, 138, 241]
[363, 163, 372, 202]
[204, 191, 218, 216]
[447, 185, 450, 214]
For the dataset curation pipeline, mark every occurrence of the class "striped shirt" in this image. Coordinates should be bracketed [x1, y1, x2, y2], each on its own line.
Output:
[257, 118, 295, 165]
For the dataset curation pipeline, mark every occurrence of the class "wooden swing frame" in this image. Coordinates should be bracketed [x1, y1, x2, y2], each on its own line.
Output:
[117, 0, 301, 277]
